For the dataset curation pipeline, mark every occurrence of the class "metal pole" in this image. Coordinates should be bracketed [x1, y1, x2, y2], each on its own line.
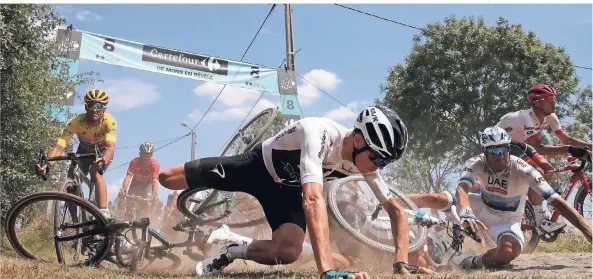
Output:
[284, 4, 295, 71]
[191, 131, 196, 161]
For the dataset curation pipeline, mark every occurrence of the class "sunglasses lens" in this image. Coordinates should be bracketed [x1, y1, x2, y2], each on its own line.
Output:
[86, 102, 105, 110]
[487, 146, 510, 155]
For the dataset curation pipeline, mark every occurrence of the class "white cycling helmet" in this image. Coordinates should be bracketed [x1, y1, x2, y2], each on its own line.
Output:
[479, 126, 511, 148]
[354, 104, 408, 162]
[139, 142, 155, 154]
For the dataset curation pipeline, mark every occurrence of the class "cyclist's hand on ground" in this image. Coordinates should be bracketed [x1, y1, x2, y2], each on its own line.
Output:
[35, 163, 48, 177]
[320, 270, 369, 279]
[459, 207, 484, 233]
[393, 262, 433, 275]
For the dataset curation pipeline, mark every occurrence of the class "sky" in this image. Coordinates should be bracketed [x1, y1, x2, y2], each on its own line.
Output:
[50, 4, 593, 204]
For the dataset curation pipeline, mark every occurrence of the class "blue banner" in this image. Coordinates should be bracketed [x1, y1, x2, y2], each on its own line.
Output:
[78, 30, 281, 93]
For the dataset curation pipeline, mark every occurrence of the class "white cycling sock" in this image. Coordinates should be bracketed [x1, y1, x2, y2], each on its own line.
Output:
[533, 205, 546, 225]
[226, 231, 253, 246]
[227, 244, 249, 260]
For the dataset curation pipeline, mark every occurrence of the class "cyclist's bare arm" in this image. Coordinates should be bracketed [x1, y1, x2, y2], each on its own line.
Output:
[151, 177, 159, 197]
[455, 182, 471, 209]
[121, 173, 133, 193]
[549, 197, 592, 241]
[302, 181, 335, 274]
[102, 141, 115, 167]
[526, 134, 571, 156]
[555, 131, 592, 149]
[362, 173, 408, 265]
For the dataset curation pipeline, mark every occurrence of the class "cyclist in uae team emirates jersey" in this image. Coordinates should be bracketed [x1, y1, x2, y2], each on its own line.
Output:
[159, 105, 431, 278]
[447, 127, 591, 270]
[119, 142, 160, 217]
[496, 84, 592, 235]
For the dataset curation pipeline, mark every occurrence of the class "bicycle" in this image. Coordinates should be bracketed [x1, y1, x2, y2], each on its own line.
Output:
[408, 210, 484, 270]
[521, 155, 591, 253]
[324, 175, 429, 254]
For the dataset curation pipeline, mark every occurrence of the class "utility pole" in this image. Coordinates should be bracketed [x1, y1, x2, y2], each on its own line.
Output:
[180, 122, 196, 160]
[284, 4, 295, 71]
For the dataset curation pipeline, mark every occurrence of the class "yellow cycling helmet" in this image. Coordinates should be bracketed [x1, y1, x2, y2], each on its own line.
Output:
[84, 89, 109, 105]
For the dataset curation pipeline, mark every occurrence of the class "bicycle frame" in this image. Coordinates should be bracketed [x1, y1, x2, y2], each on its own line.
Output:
[544, 157, 591, 223]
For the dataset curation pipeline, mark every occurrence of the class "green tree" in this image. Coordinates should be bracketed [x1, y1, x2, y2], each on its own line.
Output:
[380, 15, 579, 163]
[0, 4, 98, 229]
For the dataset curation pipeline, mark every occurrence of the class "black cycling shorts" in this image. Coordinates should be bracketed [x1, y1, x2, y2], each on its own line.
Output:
[184, 144, 306, 233]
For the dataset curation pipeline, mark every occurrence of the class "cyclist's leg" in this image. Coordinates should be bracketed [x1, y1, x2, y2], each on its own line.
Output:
[407, 192, 453, 210]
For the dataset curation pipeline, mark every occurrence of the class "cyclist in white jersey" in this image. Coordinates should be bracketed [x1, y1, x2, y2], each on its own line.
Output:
[448, 127, 591, 269]
[496, 83, 592, 235]
[158, 105, 427, 278]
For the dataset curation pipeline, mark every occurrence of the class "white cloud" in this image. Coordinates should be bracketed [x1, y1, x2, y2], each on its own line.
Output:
[188, 98, 278, 122]
[297, 69, 342, 106]
[75, 10, 102, 21]
[188, 109, 203, 122]
[98, 78, 161, 111]
[193, 82, 260, 107]
[323, 100, 374, 123]
[324, 102, 358, 121]
[55, 5, 102, 21]
[260, 27, 276, 36]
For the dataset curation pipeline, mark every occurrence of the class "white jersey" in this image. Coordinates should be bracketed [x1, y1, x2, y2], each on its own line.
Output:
[496, 109, 563, 143]
[458, 154, 559, 220]
[261, 117, 394, 203]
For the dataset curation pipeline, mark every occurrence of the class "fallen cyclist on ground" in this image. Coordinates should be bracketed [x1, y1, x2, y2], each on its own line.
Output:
[159, 105, 432, 277]
[443, 126, 591, 269]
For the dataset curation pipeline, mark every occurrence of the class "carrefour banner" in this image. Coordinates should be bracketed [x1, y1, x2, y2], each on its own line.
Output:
[78, 30, 280, 93]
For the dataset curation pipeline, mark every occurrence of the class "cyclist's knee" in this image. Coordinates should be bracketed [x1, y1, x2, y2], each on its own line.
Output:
[273, 241, 302, 264]
[495, 235, 522, 263]
[158, 165, 187, 189]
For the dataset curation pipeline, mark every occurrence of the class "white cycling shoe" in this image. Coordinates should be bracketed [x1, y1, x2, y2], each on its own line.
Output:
[195, 244, 236, 276]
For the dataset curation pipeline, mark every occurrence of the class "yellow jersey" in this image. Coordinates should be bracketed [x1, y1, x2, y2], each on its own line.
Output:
[57, 112, 118, 147]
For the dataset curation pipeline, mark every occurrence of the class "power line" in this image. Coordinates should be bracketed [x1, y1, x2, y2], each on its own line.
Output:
[115, 135, 187, 150]
[334, 4, 593, 71]
[188, 4, 278, 134]
[296, 72, 356, 114]
[106, 4, 278, 173]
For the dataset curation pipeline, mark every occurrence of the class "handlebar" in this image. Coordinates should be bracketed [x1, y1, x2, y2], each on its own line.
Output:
[37, 145, 104, 180]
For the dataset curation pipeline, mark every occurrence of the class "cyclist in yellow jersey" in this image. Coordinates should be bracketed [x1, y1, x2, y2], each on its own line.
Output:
[36, 89, 117, 218]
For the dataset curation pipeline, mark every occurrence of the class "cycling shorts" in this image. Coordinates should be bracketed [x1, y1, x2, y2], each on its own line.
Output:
[469, 193, 524, 250]
[184, 144, 306, 232]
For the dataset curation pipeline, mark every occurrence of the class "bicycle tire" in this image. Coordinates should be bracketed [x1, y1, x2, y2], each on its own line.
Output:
[221, 107, 279, 156]
[521, 200, 540, 254]
[326, 175, 428, 254]
[574, 182, 592, 223]
[54, 180, 83, 264]
[5, 191, 112, 266]
[177, 187, 267, 228]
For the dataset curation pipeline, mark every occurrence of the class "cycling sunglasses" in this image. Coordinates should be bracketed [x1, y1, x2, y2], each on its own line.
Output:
[367, 148, 392, 167]
[85, 102, 106, 110]
[535, 96, 556, 104]
[486, 145, 510, 155]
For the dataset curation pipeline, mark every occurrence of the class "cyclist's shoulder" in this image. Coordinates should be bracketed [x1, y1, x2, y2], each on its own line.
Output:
[102, 112, 118, 124]
[65, 113, 86, 125]
[499, 108, 531, 122]
[149, 157, 160, 166]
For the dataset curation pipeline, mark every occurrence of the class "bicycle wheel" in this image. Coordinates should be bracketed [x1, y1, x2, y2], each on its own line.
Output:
[326, 175, 428, 254]
[575, 182, 592, 225]
[53, 180, 83, 264]
[521, 200, 540, 254]
[221, 107, 280, 156]
[177, 188, 266, 228]
[5, 191, 112, 266]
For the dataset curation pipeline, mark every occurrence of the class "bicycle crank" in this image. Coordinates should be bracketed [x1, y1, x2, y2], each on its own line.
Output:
[539, 228, 564, 242]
